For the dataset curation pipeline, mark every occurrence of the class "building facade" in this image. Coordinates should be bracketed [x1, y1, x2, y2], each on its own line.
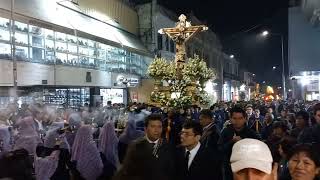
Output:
[0, 0, 153, 108]
[289, 0, 320, 101]
[221, 53, 240, 102]
[135, 1, 224, 103]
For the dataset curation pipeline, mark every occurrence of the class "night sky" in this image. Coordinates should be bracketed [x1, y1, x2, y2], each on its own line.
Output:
[159, 0, 289, 86]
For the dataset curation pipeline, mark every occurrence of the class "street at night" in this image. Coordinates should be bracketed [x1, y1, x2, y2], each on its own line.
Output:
[0, 0, 319, 180]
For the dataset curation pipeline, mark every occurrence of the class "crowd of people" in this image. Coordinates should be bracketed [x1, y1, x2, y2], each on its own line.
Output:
[0, 99, 319, 180]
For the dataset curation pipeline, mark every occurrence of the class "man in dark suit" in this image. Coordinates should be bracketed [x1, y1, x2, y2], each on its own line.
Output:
[176, 121, 222, 180]
[114, 114, 175, 180]
[199, 109, 220, 152]
[218, 106, 259, 180]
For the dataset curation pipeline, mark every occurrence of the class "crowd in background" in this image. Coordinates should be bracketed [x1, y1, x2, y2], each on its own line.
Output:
[0, 99, 319, 180]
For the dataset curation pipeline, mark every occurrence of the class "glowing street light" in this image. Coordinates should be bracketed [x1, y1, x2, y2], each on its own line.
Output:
[272, 66, 276, 70]
[262, 30, 269, 36]
[230, 54, 234, 58]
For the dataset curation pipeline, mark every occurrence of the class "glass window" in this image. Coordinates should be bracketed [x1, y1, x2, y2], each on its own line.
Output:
[170, 40, 175, 53]
[157, 34, 162, 50]
[78, 38, 87, 47]
[15, 46, 28, 61]
[14, 21, 28, 33]
[67, 35, 77, 45]
[56, 32, 66, 42]
[165, 36, 169, 51]
[88, 58, 95, 67]
[14, 33, 28, 46]
[30, 47, 44, 62]
[79, 46, 88, 56]
[87, 40, 94, 48]
[0, 29, 10, 41]
[46, 38, 54, 50]
[119, 63, 126, 72]
[88, 48, 95, 57]
[45, 29, 54, 40]
[0, 43, 11, 59]
[79, 56, 88, 66]
[0, 17, 9, 28]
[68, 54, 78, 65]
[56, 52, 67, 64]
[68, 43, 77, 54]
[45, 50, 55, 63]
[30, 36, 44, 47]
[56, 41, 67, 52]
[97, 49, 106, 60]
[29, 25, 43, 36]
[108, 62, 119, 72]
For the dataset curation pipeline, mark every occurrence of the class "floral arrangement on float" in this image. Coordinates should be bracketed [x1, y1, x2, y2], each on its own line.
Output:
[147, 55, 216, 108]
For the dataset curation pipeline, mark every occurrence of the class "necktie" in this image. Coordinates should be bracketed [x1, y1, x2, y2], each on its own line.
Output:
[185, 151, 190, 169]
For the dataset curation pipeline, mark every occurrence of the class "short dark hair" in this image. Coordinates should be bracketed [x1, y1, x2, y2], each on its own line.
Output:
[272, 121, 288, 132]
[296, 110, 310, 124]
[182, 121, 203, 136]
[200, 109, 213, 119]
[288, 144, 320, 166]
[144, 114, 163, 127]
[230, 106, 247, 118]
[279, 136, 297, 156]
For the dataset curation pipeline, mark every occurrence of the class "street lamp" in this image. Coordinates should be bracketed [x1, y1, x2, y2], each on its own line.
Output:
[262, 30, 269, 36]
[261, 30, 287, 100]
[230, 54, 234, 59]
[272, 66, 276, 70]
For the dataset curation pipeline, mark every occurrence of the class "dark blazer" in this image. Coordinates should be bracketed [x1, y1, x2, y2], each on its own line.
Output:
[200, 123, 220, 152]
[113, 137, 175, 180]
[175, 144, 223, 180]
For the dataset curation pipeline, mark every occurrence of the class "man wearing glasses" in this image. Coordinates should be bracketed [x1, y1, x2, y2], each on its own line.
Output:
[175, 121, 222, 180]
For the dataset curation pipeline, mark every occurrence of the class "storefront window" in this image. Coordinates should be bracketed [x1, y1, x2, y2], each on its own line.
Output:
[0, 17, 9, 29]
[68, 54, 78, 65]
[0, 29, 10, 41]
[79, 46, 88, 56]
[88, 48, 95, 57]
[15, 32, 28, 46]
[89, 58, 95, 68]
[67, 34, 77, 45]
[14, 21, 28, 33]
[56, 32, 66, 42]
[0, 43, 11, 59]
[45, 50, 55, 63]
[56, 41, 67, 53]
[16, 46, 28, 61]
[100, 89, 124, 105]
[30, 47, 44, 63]
[79, 56, 88, 66]
[68, 43, 77, 54]
[56, 52, 67, 64]
[87, 40, 95, 48]
[78, 38, 87, 47]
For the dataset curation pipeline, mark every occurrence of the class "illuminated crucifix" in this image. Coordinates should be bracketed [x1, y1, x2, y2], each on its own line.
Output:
[158, 14, 208, 69]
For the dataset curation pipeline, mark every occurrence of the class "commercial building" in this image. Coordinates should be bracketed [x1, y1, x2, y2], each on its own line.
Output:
[0, 0, 153, 108]
[289, 0, 320, 101]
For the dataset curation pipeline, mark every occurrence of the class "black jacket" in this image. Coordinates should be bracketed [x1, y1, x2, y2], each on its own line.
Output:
[175, 144, 223, 180]
[312, 124, 320, 145]
[113, 137, 175, 180]
[200, 123, 220, 152]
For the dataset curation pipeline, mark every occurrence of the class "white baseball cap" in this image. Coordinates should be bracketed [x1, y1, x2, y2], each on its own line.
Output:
[230, 138, 273, 174]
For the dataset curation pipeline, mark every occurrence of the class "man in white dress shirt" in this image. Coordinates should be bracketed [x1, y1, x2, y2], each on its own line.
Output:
[176, 121, 222, 180]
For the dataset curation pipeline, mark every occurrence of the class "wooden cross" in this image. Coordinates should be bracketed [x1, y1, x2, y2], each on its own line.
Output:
[158, 14, 208, 68]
